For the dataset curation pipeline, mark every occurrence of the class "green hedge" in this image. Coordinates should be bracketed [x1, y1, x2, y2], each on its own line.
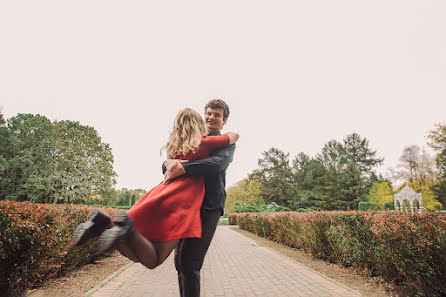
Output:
[0, 201, 120, 296]
[384, 201, 395, 210]
[233, 201, 291, 213]
[358, 201, 377, 211]
[229, 211, 446, 296]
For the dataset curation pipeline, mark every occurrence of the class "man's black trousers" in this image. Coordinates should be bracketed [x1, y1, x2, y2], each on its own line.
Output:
[174, 209, 221, 297]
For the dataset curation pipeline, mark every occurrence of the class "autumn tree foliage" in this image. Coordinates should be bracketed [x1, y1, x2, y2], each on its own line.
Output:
[225, 178, 262, 212]
[402, 179, 443, 211]
[368, 181, 393, 209]
[427, 122, 446, 177]
[427, 122, 446, 208]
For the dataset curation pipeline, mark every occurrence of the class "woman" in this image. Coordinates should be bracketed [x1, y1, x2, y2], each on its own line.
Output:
[73, 108, 239, 269]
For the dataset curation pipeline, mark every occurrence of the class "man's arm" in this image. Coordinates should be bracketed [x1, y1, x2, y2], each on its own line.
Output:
[183, 144, 235, 177]
[162, 159, 187, 183]
[162, 144, 235, 183]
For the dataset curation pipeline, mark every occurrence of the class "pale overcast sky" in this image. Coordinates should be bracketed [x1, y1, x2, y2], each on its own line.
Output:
[1, 1, 445, 190]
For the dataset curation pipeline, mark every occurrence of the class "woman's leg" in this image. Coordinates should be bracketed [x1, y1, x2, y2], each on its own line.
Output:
[100, 210, 179, 269]
[116, 241, 140, 262]
[125, 231, 158, 268]
[119, 231, 179, 269]
[153, 239, 180, 265]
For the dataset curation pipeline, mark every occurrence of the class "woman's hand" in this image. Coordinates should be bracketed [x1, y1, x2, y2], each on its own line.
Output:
[226, 132, 239, 144]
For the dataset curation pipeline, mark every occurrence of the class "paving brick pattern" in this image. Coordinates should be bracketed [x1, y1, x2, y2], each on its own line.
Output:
[87, 226, 361, 297]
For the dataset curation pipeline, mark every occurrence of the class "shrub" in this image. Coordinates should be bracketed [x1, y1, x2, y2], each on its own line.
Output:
[384, 201, 395, 210]
[358, 201, 377, 211]
[295, 208, 313, 212]
[233, 201, 291, 213]
[0, 201, 119, 296]
[228, 213, 237, 225]
[263, 202, 291, 213]
[230, 211, 446, 296]
[234, 201, 262, 213]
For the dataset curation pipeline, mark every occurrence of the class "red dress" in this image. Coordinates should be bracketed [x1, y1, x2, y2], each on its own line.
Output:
[127, 134, 230, 242]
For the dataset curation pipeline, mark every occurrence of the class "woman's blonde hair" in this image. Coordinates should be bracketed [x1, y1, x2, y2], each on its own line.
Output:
[162, 108, 207, 158]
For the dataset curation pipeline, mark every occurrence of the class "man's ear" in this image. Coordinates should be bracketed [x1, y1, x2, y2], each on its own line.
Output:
[222, 118, 227, 127]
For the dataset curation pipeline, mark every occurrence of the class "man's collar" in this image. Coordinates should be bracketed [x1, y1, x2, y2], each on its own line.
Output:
[208, 130, 221, 136]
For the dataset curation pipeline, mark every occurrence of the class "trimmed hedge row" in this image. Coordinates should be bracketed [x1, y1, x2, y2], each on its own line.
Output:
[229, 211, 446, 296]
[0, 201, 119, 296]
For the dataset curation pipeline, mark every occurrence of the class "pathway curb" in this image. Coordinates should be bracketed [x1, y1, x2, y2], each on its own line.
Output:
[85, 261, 134, 296]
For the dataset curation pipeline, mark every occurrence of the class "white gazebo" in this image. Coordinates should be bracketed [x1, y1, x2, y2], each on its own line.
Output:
[394, 185, 423, 214]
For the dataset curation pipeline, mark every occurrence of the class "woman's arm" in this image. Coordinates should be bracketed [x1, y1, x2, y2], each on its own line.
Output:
[225, 132, 239, 145]
[203, 132, 239, 152]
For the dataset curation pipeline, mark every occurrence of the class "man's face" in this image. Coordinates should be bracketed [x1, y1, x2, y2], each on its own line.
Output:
[205, 107, 226, 132]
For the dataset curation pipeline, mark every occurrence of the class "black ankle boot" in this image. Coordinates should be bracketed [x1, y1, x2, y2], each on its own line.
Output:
[99, 210, 134, 252]
[72, 209, 111, 246]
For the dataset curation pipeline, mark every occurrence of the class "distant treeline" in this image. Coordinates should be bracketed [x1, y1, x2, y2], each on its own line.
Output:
[226, 126, 446, 212]
[1, 112, 444, 211]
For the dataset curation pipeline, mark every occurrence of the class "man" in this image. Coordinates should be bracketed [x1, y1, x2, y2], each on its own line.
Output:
[163, 99, 235, 297]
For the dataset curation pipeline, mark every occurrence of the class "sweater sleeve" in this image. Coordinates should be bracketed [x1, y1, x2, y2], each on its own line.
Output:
[182, 143, 235, 177]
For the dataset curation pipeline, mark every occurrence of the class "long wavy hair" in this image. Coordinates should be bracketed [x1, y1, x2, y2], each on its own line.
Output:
[162, 108, 207, 158]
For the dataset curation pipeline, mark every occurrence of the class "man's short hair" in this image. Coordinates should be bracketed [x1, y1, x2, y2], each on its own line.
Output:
[205, 99, 230, 120]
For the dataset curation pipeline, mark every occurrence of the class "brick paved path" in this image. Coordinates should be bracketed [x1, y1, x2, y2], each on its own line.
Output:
[87, 226, 361, 297]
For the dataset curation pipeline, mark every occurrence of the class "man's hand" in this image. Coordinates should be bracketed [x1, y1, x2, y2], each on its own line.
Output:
[163, 159, 186, 184]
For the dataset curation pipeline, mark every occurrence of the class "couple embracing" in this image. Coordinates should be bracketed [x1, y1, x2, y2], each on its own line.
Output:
[73, 99, 237, 297]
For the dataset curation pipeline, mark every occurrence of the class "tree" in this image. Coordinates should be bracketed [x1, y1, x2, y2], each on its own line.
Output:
[0, 114, 57, 202]
[52, 120, 117, 203]
[225, 178, 262, 212]
[399, 145, 419, 182]
[427, 122, 446, 178]
[403, 180, 443, 211]
[368, 181, 393, 209]
[248, 133, 383, 211]
[342, 133, 383, 176]
[315, 141, 346, 209]
[292, 153, 327, 209]
[391, 145, 438, 186]
[0, 114, 117, 204]
[250, 148, 299, 209]
[337, 163, 364, 210]
[0, 112, 9, 179]
[317, 133, 383, 210]
[431, 182, 446, 209]
[317, 140, 345, 170]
